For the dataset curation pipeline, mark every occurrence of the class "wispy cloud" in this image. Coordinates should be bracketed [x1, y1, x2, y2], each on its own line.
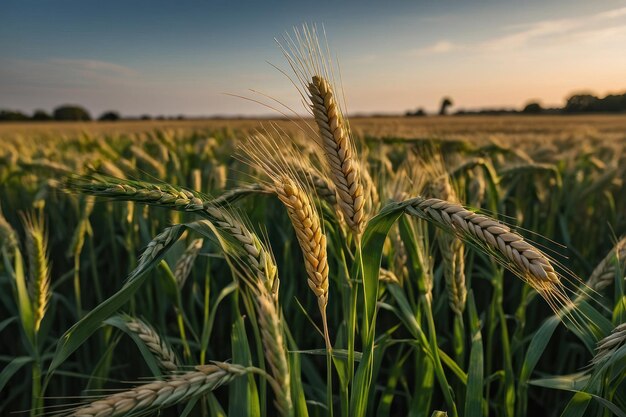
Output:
[410, 40, 457, 56]
[480, 6, 626, 51]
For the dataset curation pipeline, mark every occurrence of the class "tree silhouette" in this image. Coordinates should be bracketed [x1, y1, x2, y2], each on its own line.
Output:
[32, 110, 52, 121]
[439, 97, 453, 115]
[98, 111, 121, 121]
[53, 105, 91, 121]
[522, 102, 543, 114]
[0, 110, 29, 121]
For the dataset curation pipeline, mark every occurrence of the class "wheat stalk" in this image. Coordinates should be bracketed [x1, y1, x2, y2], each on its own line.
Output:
[63, 362, 246, 417]
[129, 144, 165, 178]
[252, 281, 293, 416]
[210, 183, 271, 207]
[125, 317, 178, 372]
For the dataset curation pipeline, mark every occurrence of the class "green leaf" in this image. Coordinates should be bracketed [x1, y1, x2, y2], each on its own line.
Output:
[229, 314, 260, 417]
[5, 249, 34, 346]
[464, 294, 483, 417]
[350, 202, 406, 417]
[0, 356, 34, 393]
[359, 202, 406, 338]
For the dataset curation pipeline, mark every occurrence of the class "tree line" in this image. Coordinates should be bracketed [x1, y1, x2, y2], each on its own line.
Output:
[0, 105, 122, 122]
[405, 91, 626, 117]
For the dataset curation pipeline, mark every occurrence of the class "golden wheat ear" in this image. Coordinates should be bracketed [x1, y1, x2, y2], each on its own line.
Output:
[238, 131, 332, 350]
[278, 25, 367, 237]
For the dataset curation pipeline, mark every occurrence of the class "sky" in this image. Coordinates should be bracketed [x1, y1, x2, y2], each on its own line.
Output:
[1, 0, 626, 117]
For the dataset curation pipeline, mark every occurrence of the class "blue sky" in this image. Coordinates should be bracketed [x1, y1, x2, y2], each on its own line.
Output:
[1, 0, 626, 116]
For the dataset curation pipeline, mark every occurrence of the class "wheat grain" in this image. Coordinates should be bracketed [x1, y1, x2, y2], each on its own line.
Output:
[379, 268, 400, 285]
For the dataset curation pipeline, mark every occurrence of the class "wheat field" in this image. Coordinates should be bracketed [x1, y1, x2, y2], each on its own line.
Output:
[1, 30, 625, 417]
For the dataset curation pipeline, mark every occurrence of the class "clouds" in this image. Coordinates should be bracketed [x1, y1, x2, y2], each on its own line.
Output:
[411, 40, 456, 56]
[409, 5, 626, 57]
[480, 5, 626, 51]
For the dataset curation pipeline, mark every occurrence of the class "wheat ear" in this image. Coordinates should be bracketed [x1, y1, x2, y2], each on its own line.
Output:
[430, 171, 467, 316]
[587, 236, 626, 291]
[276, 176, 331, 348]
[174, 238, 204, 288]
[125, 317, 178, 372]
[379, 268, 400, 285]
[592, 323, 626, 365]
[0, 203, 18, 253]
[308, 75, 365, 235]
[404, 197, 570, 313]
[21, 212, 51, 334]
[238, 132, 331, 349]
[64, 362, 246, 417]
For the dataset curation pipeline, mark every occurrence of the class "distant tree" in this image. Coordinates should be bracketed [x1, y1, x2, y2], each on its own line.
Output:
[594, 94, 626, 112]
[53, 105, 91, 121]
[439, 97, 453, 115]
[522, 102, 543, 114]
[564, 94, 598, 113]
[405, 108, 426, 117]
[176, 114, 186, 120]
[140, 114, 152, 120]
[98, 111, 121, 121]
[32, 109, 52, 121]
[0, 110, 29, 121]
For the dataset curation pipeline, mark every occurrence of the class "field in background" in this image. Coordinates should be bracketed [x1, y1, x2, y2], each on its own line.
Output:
[2, 114, 626, 144]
